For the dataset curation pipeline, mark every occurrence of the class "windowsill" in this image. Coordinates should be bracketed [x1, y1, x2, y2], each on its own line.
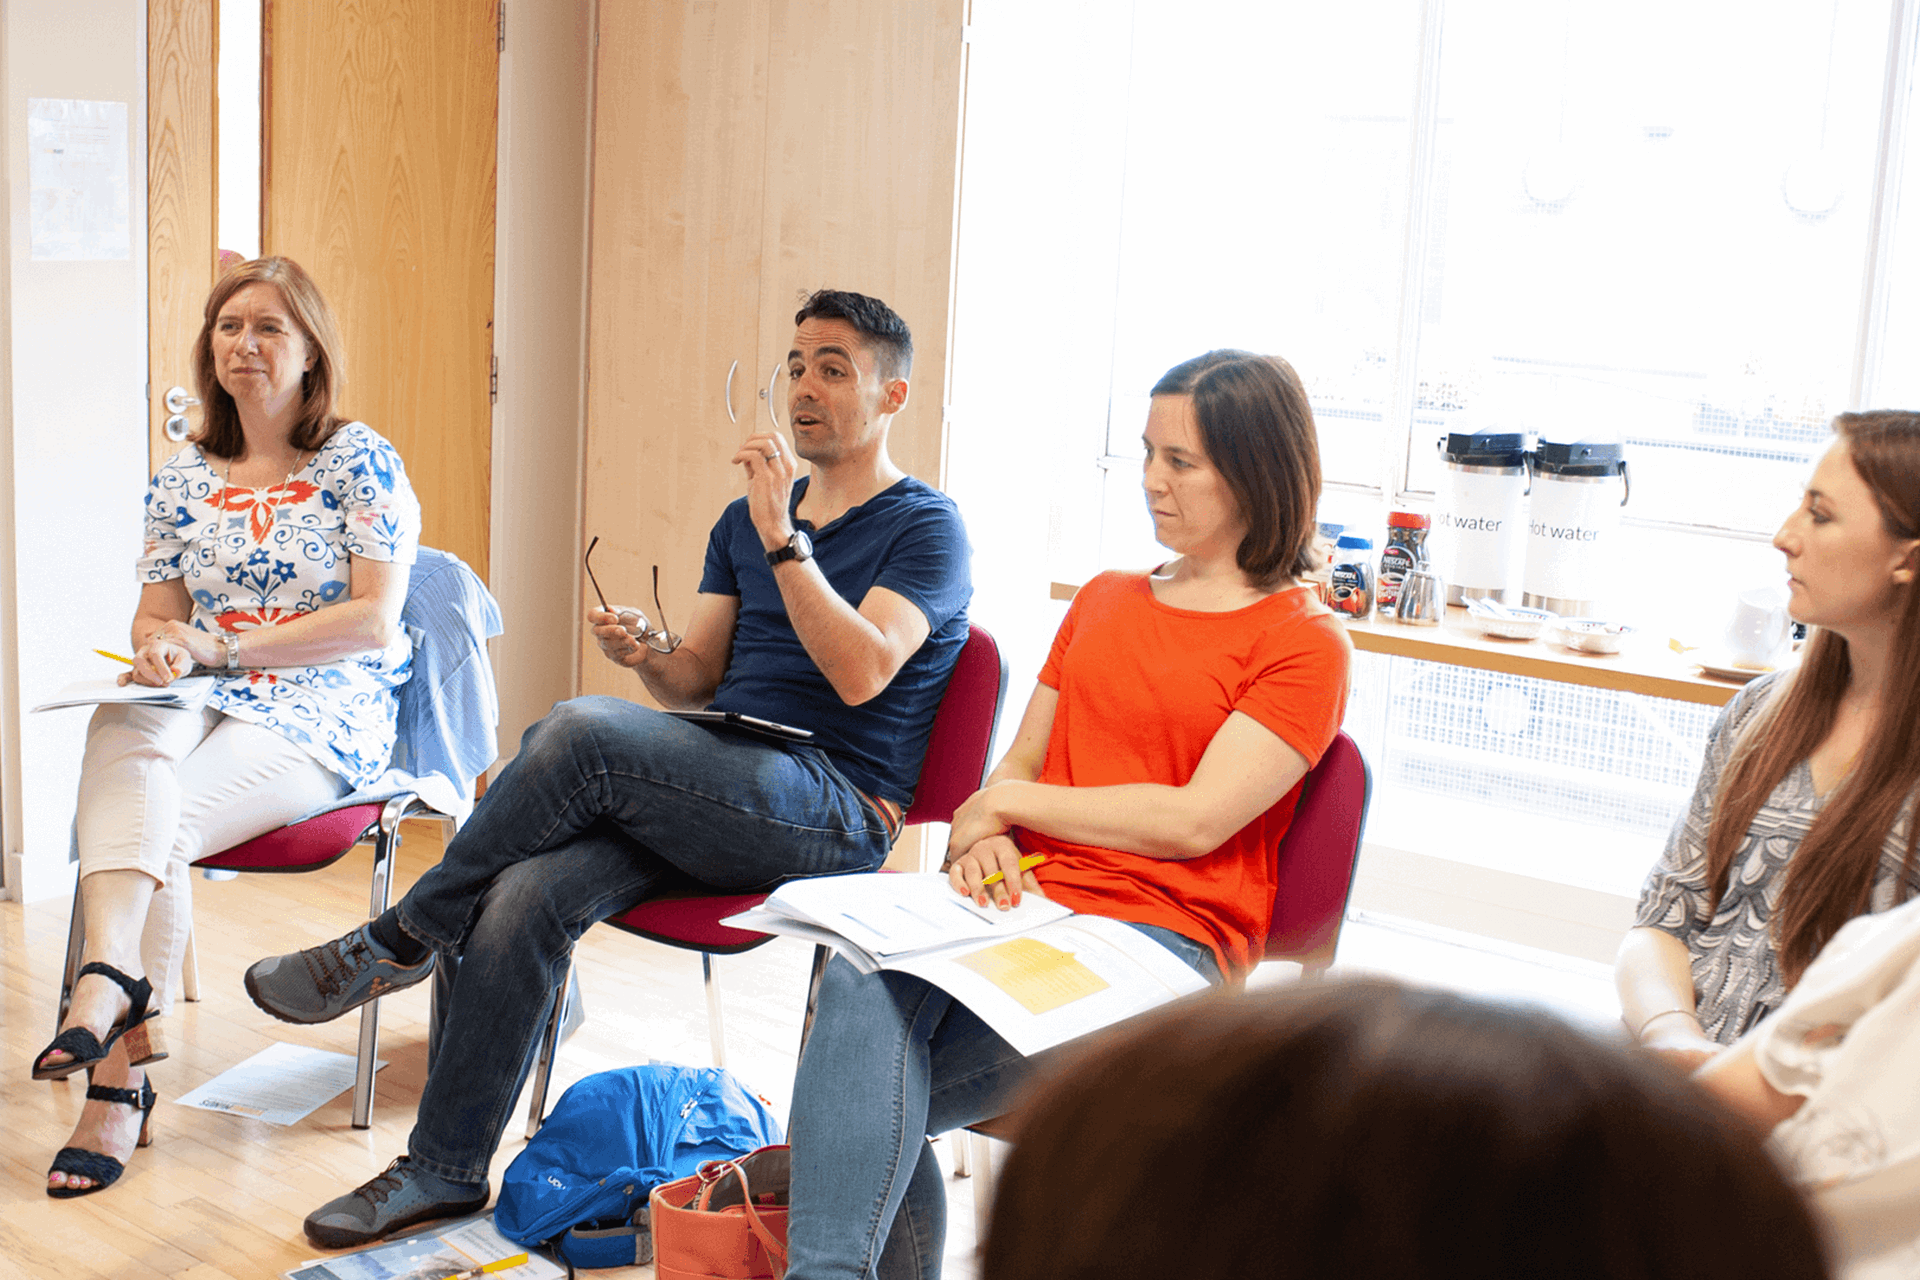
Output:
[1049, 583, 1752, 708]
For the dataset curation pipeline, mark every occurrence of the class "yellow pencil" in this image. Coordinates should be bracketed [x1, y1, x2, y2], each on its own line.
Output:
[979, 854, 1047, 887]
[94, 648, 136, 665]
[440, 1255, 529, 1280]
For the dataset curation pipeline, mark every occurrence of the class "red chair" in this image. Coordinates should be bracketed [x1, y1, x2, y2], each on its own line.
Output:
[522, 623, 1011, 1133]
[55, 547, 501, 1129]
[959, 730, 1373, 1220]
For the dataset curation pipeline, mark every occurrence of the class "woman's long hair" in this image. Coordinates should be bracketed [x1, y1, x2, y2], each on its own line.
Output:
[191, 256, 347, 458]
[1705, 411, 1920, 983]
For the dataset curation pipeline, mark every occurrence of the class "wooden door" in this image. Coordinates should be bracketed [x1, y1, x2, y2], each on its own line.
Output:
[580, 1, 772, 701]
[756, 0, 967, 489]
[148, 0, 217, 473]
[262, 0, 499, 577]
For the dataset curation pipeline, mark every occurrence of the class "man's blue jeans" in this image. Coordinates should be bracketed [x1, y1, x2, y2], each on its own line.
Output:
[784, 924, 1222, 1280]
[394, 696, 894, 1185]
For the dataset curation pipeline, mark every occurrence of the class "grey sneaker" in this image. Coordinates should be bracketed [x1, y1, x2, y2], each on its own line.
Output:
[244, 923, 434, 1025]
[304, 1156, 489, 1249]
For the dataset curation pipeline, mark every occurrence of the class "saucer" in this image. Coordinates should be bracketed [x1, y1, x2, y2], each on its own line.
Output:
[1696, 656, 1775, 683]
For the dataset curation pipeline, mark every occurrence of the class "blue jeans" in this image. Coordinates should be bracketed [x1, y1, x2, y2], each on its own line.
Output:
[395, 696, 894, 1184]
[785, 924, 1222, 1280]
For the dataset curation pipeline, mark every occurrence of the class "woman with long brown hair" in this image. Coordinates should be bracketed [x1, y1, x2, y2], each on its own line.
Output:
[1618, 411, 1920, 1068]
[33, 257, 420, 1196]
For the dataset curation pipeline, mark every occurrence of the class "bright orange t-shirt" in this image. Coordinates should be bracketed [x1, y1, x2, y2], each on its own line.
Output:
[1022, 570, 1351, 976]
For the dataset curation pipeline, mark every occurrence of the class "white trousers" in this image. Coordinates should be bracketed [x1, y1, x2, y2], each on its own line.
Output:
[76, 703, 348, 1011]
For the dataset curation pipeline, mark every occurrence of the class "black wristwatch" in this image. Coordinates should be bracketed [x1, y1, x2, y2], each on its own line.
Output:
[765, 529, 814, 567]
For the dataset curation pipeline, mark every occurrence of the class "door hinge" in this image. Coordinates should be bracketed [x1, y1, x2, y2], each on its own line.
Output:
[490, 354, 499, 405]
[497, 0, 506, 52]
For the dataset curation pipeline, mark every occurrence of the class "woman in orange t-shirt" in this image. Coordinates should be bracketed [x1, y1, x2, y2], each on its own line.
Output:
[785, 350, 1351, 1280]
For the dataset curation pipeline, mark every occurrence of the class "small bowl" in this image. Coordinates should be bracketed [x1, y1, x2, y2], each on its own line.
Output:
[1551, 618, 1635, 654]
[1465, 603, 1555, 641]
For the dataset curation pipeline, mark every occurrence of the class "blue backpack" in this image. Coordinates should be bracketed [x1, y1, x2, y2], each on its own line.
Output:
[494, 1064, 783, 1269]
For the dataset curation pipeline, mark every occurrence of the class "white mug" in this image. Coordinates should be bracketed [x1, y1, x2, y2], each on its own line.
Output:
[1724, 585, 1791, 667]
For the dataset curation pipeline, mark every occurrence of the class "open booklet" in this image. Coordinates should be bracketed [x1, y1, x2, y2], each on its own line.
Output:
[32, 674, 216, 714]
[724, 873, 1210, 1056]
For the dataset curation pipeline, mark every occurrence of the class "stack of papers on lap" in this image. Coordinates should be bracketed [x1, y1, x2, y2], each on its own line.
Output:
[726, 872, 1210, 1055]
[32, 674, 216, 713]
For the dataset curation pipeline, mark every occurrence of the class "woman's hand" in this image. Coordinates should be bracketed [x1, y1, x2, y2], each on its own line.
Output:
[589, 606, 650, 668]
[946, 784, 1016, 867]
[126, 627, 200, 687]
[946, 834, 1043, 911]
[1638, 1010, 1720, 1073]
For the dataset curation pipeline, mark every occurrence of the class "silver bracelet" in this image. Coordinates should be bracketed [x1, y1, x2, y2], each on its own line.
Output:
[223, 632, 242, 670]
[1633, 1008, 1697, 1040]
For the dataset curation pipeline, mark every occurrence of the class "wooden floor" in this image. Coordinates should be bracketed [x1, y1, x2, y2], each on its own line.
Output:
[0, 827, 978, 1279]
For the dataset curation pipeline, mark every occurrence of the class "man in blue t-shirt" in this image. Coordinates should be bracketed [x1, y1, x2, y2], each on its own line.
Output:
[243, 290, 972, 1249]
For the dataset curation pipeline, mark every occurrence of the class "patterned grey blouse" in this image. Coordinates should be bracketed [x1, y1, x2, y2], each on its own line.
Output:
[1635, 672, 1920, 1044]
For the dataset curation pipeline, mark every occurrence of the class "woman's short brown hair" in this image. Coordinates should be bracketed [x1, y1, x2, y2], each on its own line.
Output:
[984, 979, 1829, 1280]
[1150, 350, 1322, 586]
[191, 256, 347, 458]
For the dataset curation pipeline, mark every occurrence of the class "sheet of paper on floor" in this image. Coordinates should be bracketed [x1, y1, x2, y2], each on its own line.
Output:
[176, 1041, 388, 1127]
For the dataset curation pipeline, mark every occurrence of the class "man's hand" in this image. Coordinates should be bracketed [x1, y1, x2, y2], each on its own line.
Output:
[945, 834, 1043, 911]
[731, 431, 799, 551]
[589, 606, 651, 668]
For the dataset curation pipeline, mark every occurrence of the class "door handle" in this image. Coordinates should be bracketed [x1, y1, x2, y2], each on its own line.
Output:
[724, 359, 740, 425]
[762, 362, 782, 431]
[164, 386, 200, 414]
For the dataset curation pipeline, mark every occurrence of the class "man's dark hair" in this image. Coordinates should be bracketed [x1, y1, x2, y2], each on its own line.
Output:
[794, 289, 914, 380]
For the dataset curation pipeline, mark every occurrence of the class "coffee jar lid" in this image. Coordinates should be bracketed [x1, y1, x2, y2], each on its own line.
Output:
[1335, 533, 1374, 550]
[1441, 430, 1528, 466]
[1534, 439, 1625, 475]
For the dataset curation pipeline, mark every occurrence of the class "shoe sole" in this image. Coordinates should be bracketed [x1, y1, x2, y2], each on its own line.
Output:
[303, 1191, 490, 1249]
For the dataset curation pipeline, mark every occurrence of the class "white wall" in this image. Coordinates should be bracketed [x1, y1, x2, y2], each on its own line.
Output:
[488, 0, 593, 764]
[0, 0, 149, 902]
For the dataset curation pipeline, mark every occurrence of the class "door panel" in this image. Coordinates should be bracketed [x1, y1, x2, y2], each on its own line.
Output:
[148, 0, 217, 473]
[757, 0, 965, 489]
[263, 0, 498, 577]
[581, 0, 771, 701]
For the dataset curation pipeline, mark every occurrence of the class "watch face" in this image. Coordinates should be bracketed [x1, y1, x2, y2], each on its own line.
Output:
[792, 530, 813, 559]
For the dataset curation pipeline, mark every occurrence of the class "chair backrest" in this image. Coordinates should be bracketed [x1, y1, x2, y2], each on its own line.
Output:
[903, 624, 1010, 827]
[1264, 731, 1371, 973]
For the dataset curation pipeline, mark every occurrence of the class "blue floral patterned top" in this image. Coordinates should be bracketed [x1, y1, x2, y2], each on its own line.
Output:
[138, 422, 422, 787]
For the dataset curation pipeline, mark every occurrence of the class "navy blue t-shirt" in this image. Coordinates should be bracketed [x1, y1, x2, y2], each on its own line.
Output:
[698, 476, 972, 806]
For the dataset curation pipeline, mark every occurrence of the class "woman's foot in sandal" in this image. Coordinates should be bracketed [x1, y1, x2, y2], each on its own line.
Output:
[32, 961, 167, 1080]
[46, 1047, 155, 1197]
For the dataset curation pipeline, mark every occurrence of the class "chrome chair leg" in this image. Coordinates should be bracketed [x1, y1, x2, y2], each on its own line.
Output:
[702, 952, 727, 1068]
[525, 968, 569, 1138]
[352, 800, 409, 1129]
[57, 888, 86, 1032]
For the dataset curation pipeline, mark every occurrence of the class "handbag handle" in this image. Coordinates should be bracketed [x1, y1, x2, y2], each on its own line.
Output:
[694, 1156, 790, 1277]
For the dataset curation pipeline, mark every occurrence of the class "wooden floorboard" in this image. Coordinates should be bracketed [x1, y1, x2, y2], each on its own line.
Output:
[0, 826, 997, 1280]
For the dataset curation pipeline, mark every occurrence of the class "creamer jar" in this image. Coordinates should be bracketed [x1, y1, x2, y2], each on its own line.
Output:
[1522, 439, 1629, 617]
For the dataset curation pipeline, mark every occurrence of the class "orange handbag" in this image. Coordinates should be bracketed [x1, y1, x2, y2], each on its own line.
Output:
[650, 1144, 791, 1280]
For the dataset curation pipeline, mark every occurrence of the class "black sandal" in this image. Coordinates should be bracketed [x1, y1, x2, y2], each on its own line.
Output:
[46, 1076, 157, 1198]
[32, 962, 168, 1081]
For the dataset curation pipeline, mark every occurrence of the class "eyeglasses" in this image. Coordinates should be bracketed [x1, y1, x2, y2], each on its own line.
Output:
[584, 536, 682, 655]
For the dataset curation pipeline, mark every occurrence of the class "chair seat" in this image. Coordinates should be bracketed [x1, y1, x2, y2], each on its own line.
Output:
[191, 802, 385, 873]
[605, 890, 780, 954]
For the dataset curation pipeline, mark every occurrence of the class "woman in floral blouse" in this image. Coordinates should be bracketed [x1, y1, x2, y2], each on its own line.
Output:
[35, 256, 421, 1198]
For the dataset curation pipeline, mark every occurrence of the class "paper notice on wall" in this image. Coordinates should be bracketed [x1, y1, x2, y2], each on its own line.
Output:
[28, 98, 131, 261]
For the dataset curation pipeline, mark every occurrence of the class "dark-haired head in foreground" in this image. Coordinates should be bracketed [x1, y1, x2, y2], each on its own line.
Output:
[984, 979, 1829, 1280]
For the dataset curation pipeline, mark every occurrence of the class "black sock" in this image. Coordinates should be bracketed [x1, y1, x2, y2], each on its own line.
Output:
[369, 909, 430, 965]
